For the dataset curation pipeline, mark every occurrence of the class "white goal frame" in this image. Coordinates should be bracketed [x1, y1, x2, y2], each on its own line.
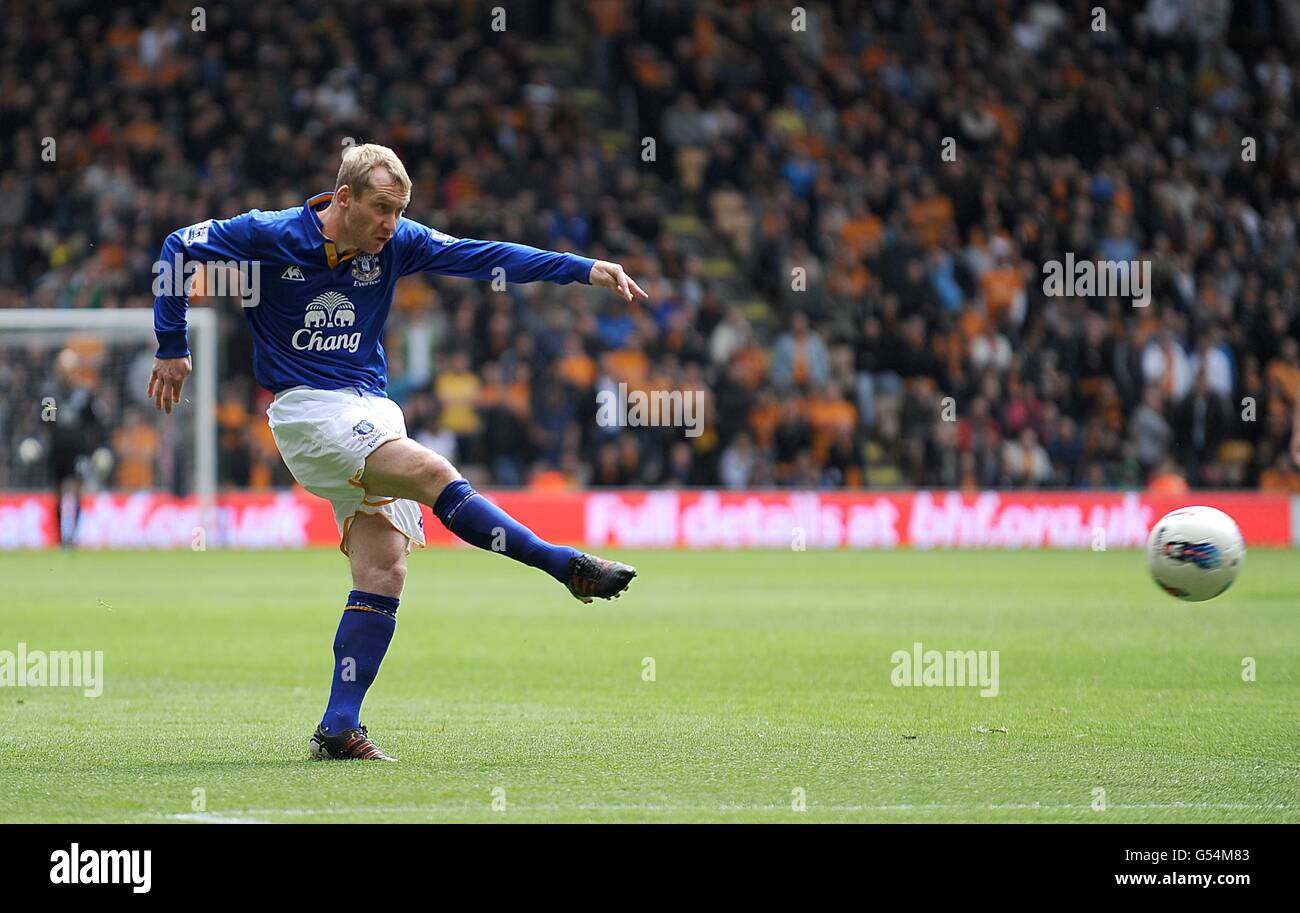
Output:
[0, 307, 218, 512]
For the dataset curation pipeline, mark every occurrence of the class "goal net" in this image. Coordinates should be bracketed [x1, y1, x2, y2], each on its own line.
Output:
[0, 308, 217, 546]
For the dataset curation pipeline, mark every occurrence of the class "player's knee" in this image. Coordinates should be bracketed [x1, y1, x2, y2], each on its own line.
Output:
[347, 512, 409, 595]
[377, 560, 407, 596]
[355, 551, 406, 596]
[422, 450, 461, 501]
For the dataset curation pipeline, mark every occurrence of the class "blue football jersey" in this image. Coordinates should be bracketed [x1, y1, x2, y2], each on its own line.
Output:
[153, 191, 596, 394]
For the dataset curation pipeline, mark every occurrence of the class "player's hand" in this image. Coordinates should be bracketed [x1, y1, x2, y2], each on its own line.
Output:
[147, 356, 192, 415]
[1292, 424, 1300, 468]
[589, 260, 649, 304]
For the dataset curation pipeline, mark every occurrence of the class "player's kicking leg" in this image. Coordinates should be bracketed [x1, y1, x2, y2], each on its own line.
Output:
[308, 511, 403, 761]
[362, 438, 636, 603]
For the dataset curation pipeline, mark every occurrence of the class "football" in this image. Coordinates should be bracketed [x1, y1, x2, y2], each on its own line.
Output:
[1147, 506, 1246, 602]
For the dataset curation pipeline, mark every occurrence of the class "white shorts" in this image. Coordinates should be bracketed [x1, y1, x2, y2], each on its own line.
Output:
[266, 387, 426, 555]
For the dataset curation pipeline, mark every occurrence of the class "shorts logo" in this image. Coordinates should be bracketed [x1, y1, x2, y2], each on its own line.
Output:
[351, 253, 382, 285]
[353, 420, 375, 436]
[293, 291, 361, 353]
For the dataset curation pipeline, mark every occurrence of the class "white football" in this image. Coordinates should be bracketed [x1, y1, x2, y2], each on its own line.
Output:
[1146, 506, 1245, 602]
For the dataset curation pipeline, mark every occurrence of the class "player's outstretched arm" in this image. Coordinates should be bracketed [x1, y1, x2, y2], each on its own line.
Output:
[398, 223, 647, 302]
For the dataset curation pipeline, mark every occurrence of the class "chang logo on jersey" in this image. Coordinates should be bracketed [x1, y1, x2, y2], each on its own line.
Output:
[351, 253, 382, 286]
[293, 292, 361, 353]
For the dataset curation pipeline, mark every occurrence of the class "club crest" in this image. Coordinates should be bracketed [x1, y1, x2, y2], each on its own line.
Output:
[351, 253, 382, 284]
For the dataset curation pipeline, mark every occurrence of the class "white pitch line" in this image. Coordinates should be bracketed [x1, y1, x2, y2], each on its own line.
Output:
[165, 801, 1293, 819]
[161, 812, 270, 824]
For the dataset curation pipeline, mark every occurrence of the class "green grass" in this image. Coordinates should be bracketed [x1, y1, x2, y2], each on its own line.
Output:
[1, 547, 1297, 823]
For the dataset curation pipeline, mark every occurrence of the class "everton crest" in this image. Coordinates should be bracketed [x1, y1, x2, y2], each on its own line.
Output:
[351, 252, 382, 284]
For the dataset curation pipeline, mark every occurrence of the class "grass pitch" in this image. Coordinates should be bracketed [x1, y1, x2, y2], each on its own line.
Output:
[2, 547, 1296, 823]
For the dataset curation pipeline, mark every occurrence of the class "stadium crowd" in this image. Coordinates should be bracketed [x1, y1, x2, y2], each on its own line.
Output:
[3, 0, 1300, 493]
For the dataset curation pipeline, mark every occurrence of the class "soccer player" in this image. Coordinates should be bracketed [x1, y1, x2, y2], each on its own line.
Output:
[149, 144, 642, 761]
[46, 349, 104, 548]
[1293, 396, 1300, 468]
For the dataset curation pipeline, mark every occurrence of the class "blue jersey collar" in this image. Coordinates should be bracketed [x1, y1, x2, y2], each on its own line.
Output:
[303, 191, 357, 268]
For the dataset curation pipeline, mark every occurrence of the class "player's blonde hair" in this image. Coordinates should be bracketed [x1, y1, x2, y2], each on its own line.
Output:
[335, 143, 411, 200]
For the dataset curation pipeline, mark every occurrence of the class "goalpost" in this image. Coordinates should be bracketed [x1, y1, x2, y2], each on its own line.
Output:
[0, 307, 218, 537]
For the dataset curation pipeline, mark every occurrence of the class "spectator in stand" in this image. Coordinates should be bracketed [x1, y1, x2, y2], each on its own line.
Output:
[1174, 369, 1231, 485]
[434, 351, 483, 466]
[1143, 328, 1193, 405]
[771, 311, 829, 393]
[113, 406, 159, 490]
[1002, 428, 1053, 488]
[1131, 387, 1174, 478]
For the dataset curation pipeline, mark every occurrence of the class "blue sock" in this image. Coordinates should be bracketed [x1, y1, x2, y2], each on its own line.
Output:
[432, 479, 578, 583]
[320, 590, 398, 735]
